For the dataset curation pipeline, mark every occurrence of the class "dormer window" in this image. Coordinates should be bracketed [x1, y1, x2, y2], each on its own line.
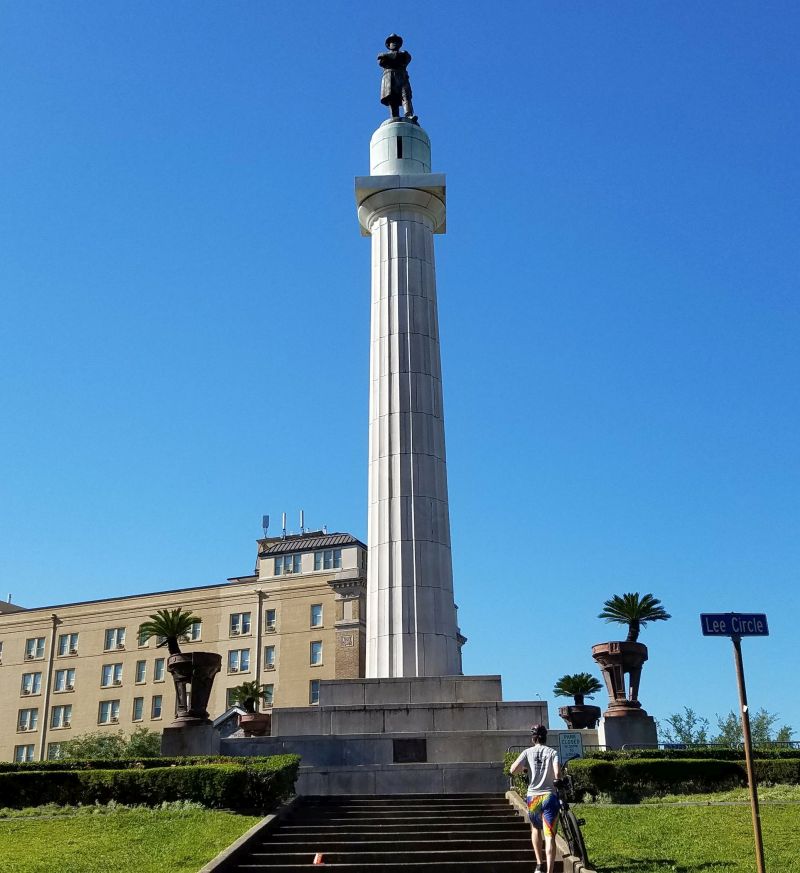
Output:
[313, 549, 342, 571]
[274, 554, 302, 575]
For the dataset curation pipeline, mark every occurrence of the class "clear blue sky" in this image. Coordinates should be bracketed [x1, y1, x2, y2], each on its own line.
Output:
[2, 2, 798, 736]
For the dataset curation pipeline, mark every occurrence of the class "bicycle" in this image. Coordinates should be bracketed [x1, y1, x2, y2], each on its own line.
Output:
[554, 759, 590, 867]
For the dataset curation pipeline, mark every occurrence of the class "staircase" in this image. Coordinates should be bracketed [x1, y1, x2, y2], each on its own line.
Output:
[231, 793, 563, 871]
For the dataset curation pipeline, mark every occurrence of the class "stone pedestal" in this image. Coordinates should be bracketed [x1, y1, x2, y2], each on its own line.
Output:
[161, 723, 220, 757]
[598, 714, 658, 750]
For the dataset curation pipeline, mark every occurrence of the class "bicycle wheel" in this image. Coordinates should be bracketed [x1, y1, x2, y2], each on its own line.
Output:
[559, 808, 590, 866]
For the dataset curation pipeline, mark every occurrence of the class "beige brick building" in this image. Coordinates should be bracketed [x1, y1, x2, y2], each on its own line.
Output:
[0, 531, 366, 762]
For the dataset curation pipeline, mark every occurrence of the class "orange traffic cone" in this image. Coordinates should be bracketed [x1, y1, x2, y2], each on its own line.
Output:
[313, 853, 325, 865]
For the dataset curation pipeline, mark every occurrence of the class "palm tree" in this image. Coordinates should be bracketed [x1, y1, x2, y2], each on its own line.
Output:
[552, 672, 604, 707]
[229, 681, 270, 714]
[138, 608, 200, 656]
[598, 592, 671, 643]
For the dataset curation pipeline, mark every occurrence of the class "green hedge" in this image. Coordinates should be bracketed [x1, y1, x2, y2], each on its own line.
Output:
[584, 748, 800, 761]
[568, 758, 746, 801]
[0, 755, 290, 773]
[504, 750, 800, 802]
[0, 756, 300, 810]
[754, 759, 800, 785]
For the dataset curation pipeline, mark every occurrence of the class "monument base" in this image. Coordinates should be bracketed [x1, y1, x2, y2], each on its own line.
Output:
[161, 724, 220, 757]
[219, 676, 594, 794]
[597, 713, 658, 750]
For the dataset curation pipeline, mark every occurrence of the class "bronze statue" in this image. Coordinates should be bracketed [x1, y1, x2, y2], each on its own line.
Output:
[378, 34, 416, 122]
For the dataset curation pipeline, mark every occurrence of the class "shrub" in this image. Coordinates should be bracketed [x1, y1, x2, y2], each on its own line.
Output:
[0, 756, 300, 810]
[0, 755, 288, 773]
[505, 748, 800, 802]
[585, 747, 800, 762]
[57, 728, 161, 760]
[754, 759, 800, 785]
[569, 758, 746, 801]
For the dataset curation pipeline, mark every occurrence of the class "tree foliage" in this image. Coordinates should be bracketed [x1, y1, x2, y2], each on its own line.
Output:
[598, 592, 671, 642]
[138, 608, 200, 655]
[59, 727, 161, 760]
[714, 709, 793, 746]
[659, 706, 711, 745]
[553, 672, 604, 705]
[229, 681, 271, 714]
[659, 706, 793, 747]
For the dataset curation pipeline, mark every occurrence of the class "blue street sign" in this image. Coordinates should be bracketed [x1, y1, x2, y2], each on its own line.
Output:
[700, 613, 769, 637]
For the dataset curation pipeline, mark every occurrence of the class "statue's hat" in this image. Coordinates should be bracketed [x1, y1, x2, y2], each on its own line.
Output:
[385, 33, 403, 48]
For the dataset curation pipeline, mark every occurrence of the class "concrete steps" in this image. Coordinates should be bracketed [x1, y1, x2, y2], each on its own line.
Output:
[228, 793, 562, 872]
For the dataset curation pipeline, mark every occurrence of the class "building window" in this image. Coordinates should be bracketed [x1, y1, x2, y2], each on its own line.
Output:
[228, 649, 250, 674]
[134, 660, 146, 684]
[184, 620, 202, 642]
[313, 549, 342, 571]
[309, 679, 320, 705]
[47, 743, 62, 760]
[151, 695, 163, 719]
[51, 705, 72, 729]
[14, 744, 35, 763]
[153, 658, 166, 682]
[54, 669, 75, 692]
[264, 645, 276, 669]
[263, 683, 274, 706]
[104, 627, 126, 651]
[310, 641, 323, 666]
[98, 700, 121, 724]
[274, 554, 302, 575]
[57, 633, 79, 657]
[20, 672, 42, 696]
[101, 663, 123, 687]
[226, 688, 238, 709]
[229, 612, 251, 636]
[18, 708, 39, 732]
[24, 637, 46, 661]
[132, 697, 144, 722]
[310, 604, 323, 627]
[137, 627, 150, 647]
[265, 608, 277, 631]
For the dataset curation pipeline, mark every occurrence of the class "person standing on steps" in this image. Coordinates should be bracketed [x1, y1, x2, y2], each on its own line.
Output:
[510, 724, 561, 873]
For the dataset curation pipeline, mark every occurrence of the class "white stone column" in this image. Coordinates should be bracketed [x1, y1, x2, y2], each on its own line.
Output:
[356, 119, 462, 678]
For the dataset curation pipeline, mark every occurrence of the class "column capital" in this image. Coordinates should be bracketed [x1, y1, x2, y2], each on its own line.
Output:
[355, 174, 446, 236]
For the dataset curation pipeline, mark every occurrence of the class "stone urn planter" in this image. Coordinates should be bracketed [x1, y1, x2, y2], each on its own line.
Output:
[558, 704, 602, 729]
[591, 641, 649, 718]
[167, 651, 222, 727]
[239, 711, 272, 737]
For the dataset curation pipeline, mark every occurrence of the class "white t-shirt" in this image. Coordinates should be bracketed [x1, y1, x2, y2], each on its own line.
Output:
[512, 744, 559, 796]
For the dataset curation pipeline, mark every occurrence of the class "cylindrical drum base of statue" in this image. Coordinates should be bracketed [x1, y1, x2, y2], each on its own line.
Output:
[167, 651, 222, 727]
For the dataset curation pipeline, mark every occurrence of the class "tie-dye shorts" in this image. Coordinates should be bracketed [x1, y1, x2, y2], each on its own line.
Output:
[527, 791, 560, 836]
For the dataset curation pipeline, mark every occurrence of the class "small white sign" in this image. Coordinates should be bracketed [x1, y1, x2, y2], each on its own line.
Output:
[558, 732, 584, 763]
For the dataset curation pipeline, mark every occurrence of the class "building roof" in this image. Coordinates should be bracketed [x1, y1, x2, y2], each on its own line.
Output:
[258, 531, 365, 556]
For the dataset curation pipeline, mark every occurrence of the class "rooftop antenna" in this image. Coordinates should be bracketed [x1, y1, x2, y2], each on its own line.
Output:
[323, 524, 328, 534]
[261, 515, 270, 538]
[300, 509, 305, 534]
[281, 512, 287, 539]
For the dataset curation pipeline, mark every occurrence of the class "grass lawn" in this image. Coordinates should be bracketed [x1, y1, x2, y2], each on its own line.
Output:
[0, 806, 261, 873]
[578, 801, 800, 872]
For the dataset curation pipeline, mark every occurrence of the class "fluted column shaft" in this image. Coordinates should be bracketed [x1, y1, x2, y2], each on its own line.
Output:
[361, 190, 461, 677]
